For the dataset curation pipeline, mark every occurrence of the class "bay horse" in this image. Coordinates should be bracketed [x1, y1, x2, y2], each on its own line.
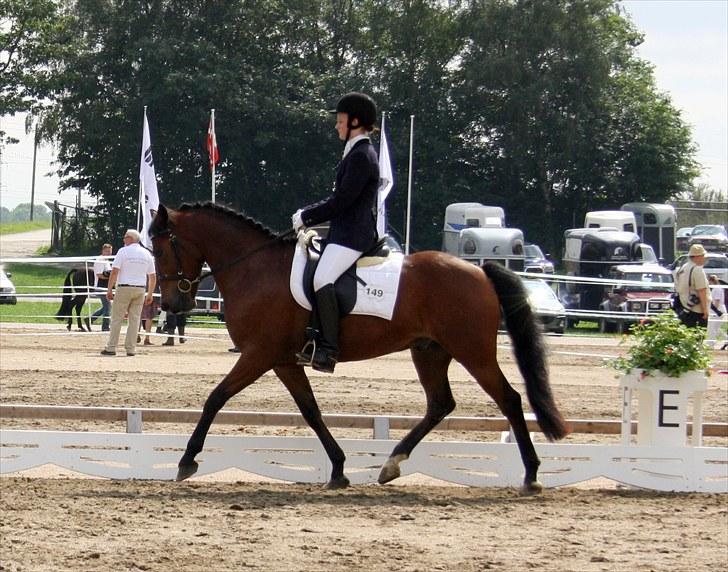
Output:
[55, 268, 94, 332]
[150, 203, 569, 492]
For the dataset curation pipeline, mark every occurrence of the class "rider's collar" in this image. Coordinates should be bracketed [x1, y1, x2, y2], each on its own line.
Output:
[342, 134, 370, 159]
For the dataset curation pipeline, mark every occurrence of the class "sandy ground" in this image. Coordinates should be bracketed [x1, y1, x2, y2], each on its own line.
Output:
[1, 322, 727, 571]
[0, 228, 52, 259]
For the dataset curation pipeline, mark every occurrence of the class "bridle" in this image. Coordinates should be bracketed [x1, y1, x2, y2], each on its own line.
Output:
[152, 227, 295, 294]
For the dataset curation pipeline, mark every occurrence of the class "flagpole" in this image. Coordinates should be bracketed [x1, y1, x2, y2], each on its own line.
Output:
[405, 115, 414, 255]
[211, 109, 216, 203]
[137, 106, 146, 231]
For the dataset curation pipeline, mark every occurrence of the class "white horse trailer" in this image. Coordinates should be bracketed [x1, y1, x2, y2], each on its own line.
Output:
[442, 203, 505, 255]
[584, 210, 637, 233]
[621, 202, 677, 264]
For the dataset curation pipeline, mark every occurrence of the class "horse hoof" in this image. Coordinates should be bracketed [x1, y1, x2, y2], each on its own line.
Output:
[325, 476, 350, 490]
[176, 461, 199, 482]
[521, 480, 544, 495]
[378, 464, 401, 484]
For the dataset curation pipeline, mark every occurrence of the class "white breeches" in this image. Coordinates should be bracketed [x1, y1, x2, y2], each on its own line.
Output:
[313, 243, 362, 292]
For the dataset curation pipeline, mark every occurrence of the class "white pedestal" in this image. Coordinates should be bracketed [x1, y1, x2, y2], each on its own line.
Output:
[620, 370, 708, 447]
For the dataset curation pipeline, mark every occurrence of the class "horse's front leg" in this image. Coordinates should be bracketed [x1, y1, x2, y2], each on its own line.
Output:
[176, 357, 269, 482]
[274, 365, 349, 489]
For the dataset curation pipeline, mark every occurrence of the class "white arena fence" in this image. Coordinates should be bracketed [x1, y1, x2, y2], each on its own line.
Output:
[1, 405, 726, 492]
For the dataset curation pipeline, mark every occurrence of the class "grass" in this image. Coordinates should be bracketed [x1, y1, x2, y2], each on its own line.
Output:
[2, 263, 69, 291]
[0, 220, 52, 235]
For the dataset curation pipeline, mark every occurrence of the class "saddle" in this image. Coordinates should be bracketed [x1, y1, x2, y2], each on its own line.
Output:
[300, 233, 391, 317]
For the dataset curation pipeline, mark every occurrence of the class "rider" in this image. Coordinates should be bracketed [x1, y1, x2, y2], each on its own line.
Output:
[292, 92, 380, 373]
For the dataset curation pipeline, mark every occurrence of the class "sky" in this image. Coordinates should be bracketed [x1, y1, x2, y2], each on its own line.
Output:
[0, 0, 726, 212]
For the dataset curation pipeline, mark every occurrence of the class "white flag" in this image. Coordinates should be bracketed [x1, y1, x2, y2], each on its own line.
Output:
[376, 114, 394, 238]
[139, 110, 160, 248]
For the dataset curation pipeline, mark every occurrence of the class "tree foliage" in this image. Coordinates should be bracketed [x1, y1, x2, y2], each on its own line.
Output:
[10, 0, 702, 252]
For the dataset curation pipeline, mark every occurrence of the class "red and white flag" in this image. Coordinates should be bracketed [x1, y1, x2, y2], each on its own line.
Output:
[207, 114, 219, 171]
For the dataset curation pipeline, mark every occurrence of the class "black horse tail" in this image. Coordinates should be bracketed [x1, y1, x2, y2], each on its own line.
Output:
[482, 261, 569, 441]
[55, 270, 75, 321]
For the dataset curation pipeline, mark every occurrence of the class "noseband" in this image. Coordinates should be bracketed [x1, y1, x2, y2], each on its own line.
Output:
[153, 230, 209, 294]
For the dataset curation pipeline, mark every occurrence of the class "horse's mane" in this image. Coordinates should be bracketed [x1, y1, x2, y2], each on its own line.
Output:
[174, 202, 296, 243]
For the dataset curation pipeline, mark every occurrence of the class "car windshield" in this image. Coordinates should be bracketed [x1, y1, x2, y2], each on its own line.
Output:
[623, 272, 673, 284]
[705, 257, 728, 269]
[523, 280, 558, 301]
[524, 245, 544, 258]
[691, 225, 725, 236]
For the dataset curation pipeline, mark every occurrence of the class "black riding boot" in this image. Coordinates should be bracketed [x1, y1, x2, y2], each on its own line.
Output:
[101, 317, 110, 331]
[311, 284, 339, 374]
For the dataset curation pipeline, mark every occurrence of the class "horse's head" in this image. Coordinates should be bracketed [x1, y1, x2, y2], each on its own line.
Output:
[150, 204, 203, 314]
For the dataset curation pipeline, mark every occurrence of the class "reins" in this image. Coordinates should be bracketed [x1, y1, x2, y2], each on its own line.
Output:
[154, 227, 295, 293]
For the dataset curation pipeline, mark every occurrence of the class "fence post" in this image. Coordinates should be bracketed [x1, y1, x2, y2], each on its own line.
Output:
[126, 409, 143, 433]
[373, 416, 390, 440]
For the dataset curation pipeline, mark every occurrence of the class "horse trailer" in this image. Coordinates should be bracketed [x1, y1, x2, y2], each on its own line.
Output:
[621, 202, 677, 263]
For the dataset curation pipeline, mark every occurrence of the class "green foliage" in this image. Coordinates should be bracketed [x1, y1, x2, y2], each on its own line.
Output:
[609, 312, 711, 377]
[12, 0, 702, 252]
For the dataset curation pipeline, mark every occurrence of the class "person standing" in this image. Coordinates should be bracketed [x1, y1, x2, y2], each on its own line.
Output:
[101, 229, 156, 356]
[90, 243, 113, 331]
[675, 244, 710, 328]
[291, 92, 380, 373]
[707, 274, 727, 347]
[162, 312, 187, 346]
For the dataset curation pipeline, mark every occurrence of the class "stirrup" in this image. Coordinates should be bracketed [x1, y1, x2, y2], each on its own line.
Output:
[295, 339, 316, 366]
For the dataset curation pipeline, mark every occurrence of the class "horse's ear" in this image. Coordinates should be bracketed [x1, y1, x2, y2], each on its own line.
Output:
[152, 204, 169, 234]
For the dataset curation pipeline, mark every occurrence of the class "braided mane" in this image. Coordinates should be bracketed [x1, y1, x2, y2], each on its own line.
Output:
[177, 202, 295, 242]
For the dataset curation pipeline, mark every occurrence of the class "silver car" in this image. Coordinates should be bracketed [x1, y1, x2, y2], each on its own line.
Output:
[670, 252, 728, 284]
[522, 279, 565, 334]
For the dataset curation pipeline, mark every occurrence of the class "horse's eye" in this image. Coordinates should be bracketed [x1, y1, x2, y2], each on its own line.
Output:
[153, 249, 163, 258]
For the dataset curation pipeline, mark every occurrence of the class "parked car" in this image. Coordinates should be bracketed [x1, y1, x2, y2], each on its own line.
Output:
[598, 264, 674, 333]
[522, 279, 566, 334]
[0, 268, 17, 305]
[670, 252, 728, 284]
[676, 226, 693, 252]
[687, 224, 728, 253]
[523, 243, 554, 274]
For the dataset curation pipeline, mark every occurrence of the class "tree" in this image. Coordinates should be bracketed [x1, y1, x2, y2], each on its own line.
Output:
[0, 0, 74, 140]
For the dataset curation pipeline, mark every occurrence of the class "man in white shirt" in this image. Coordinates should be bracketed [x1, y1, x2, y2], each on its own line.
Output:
[91, 243, 113, 331]
[675, 243, 709, 328]
[101, 229, 156, 356]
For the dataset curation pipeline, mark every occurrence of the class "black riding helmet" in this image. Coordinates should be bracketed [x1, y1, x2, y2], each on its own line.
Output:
[331, 92, 377, 130]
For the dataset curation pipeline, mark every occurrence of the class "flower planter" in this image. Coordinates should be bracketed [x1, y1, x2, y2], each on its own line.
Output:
[620, 370, 708, 447]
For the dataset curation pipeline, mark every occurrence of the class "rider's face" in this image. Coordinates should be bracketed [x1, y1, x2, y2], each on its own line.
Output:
[335, 112, 349, 141]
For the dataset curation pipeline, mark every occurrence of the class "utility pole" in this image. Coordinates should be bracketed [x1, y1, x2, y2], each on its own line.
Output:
[30, 126, 38, 221]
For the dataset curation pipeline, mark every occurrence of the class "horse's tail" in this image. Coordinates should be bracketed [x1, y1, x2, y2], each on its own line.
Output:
[482, 261, 569, 441]
[56, 270, 75, 320]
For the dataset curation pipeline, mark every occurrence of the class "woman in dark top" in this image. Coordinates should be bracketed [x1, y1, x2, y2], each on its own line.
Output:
[292, 92, 380, 373]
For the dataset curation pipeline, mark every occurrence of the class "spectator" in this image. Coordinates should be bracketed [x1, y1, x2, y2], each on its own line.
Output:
[162, 313, 187, 346]
[139, 296, 158, 345]
[101, 229, 156, 356]
[674, 244, 709, 328]
[90, 243, 113, 331]
[707, 274, 727, 347]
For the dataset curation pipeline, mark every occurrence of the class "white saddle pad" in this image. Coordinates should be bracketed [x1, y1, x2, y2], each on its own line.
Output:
[289, 242, 404, 320]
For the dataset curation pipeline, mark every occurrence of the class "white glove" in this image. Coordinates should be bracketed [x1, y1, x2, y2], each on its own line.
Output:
[292, 209, 305, 232]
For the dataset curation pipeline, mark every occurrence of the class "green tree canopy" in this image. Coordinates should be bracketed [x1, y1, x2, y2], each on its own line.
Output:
[11, 0, 701, 253]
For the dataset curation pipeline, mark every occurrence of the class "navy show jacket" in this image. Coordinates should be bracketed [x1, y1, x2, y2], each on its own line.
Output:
[301, 138, 380, 252]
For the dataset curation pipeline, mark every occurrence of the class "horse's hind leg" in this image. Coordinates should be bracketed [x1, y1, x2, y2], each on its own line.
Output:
[379, 340, 455, 485]
[466, 362, 543, 494]
[274, 365, 349, 489]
